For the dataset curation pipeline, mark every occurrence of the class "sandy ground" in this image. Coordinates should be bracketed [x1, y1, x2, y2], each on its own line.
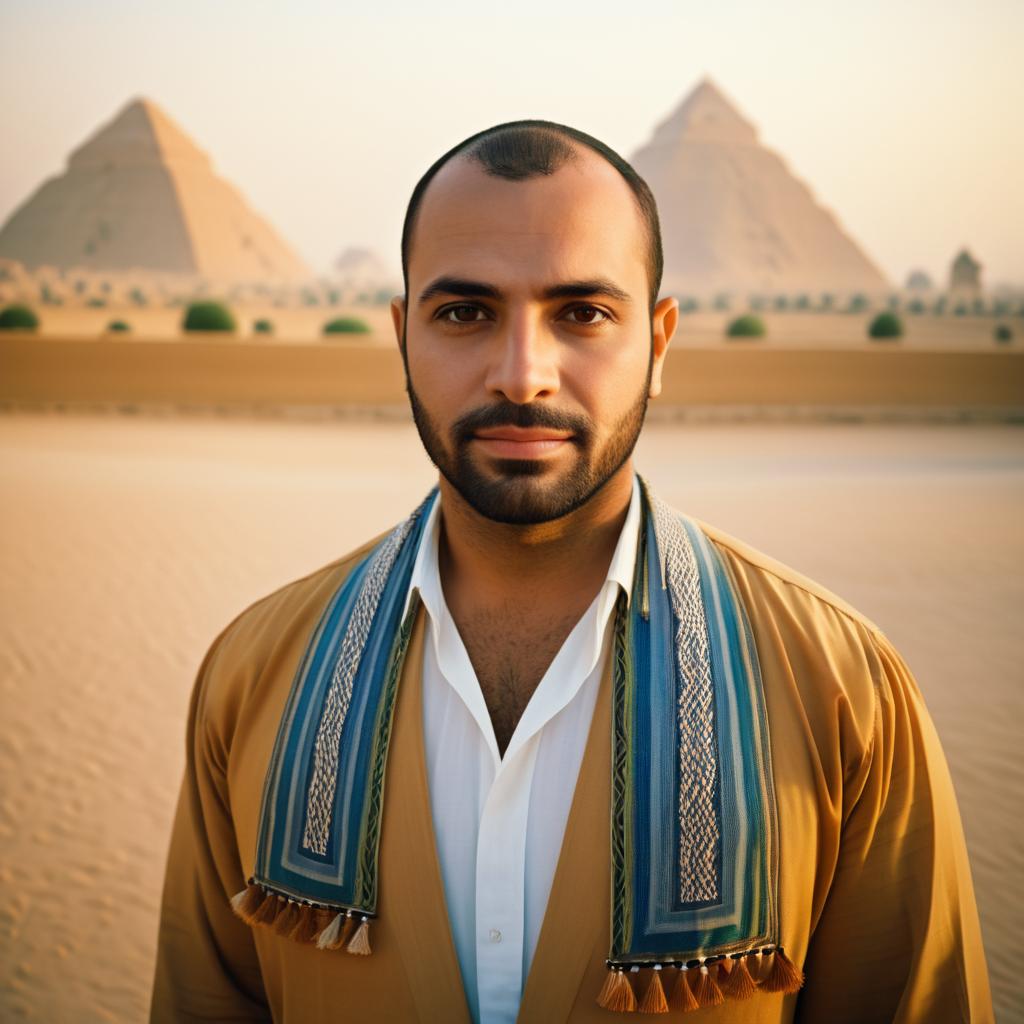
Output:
[0, 413, 1021, 1022]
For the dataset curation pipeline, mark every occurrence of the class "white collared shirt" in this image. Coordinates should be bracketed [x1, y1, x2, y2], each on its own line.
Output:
[403, 476, 641, 1024]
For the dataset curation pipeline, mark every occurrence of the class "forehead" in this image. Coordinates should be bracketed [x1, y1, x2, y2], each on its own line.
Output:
[408, 148, 648, 295]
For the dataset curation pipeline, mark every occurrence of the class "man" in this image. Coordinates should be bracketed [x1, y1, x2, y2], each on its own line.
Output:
[150, 122, 993, 1023]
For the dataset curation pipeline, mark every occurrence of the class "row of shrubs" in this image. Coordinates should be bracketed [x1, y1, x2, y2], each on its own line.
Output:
[684, 294, 1024, 317]
[0, 302, 1015, 344]
[719, 311, 1016, 342]
[0, 301, 371, 337]
[722, 312, 915, 338]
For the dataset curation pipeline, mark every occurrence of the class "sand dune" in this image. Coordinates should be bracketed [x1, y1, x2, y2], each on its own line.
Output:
[0, 413, 1020, 1021]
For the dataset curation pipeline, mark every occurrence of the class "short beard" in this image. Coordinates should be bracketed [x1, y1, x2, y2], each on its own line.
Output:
[404, 355, 652, 526]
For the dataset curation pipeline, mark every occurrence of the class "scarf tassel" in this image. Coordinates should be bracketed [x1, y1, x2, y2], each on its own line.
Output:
[758, 946, 804, 994]
[230, 883, 374, 955]
[668, 966, 699, 1012]
[637, 964, 668, 1013]
[721, 953, 758, 999]
[596, 946, 804, 1014]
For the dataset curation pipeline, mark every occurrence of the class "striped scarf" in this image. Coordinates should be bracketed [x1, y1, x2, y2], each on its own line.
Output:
[230, 477, 803, 1012]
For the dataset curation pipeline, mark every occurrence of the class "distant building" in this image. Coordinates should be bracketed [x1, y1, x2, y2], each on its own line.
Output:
[905, 269, 933, 292]
[948, 249, 982, 298]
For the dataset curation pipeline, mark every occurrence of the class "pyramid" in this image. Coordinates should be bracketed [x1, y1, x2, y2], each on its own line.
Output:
[630, 78, 889, 297]
[0, 98, 310, 282]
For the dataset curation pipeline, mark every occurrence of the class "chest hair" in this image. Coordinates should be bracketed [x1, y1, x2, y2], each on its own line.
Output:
[455, 603, 585, 757]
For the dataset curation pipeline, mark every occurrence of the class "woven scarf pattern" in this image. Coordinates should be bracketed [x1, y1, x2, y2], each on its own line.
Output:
[230, 479, 804, 1006]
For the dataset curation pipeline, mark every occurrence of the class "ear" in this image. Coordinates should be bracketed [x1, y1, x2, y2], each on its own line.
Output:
[390, 295, 406, 356]
[648, 296, 679, 400]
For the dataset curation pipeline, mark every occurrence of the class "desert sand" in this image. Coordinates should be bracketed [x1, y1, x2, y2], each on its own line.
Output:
[0, 412, 1021, 1022]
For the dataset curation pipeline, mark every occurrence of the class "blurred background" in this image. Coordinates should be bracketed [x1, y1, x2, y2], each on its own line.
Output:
[1, 0, 1021, 1020]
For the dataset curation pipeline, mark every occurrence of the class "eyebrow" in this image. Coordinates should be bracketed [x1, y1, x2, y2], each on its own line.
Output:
[417, 275, 632, 306]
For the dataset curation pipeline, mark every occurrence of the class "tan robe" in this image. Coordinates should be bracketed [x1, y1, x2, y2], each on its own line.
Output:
[150, 518, 993, 1023]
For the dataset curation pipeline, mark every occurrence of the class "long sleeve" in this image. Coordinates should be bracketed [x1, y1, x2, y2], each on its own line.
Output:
[149, 628, 272, 1023]
[795, 629, 993, 1023]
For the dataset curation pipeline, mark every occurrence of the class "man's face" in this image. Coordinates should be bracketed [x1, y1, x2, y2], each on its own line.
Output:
[393, 149, 677, 525]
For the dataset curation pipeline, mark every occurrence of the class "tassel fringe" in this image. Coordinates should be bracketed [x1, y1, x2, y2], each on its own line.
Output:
[597, 969, 622, 1007]
[346, 916, 372, 955]
[691, 964, 724, 1007]
[231, 883, 804, 1003]
[596, 968, 637, 1012]
[596, 945, 805, 1014]
[229, 884, 266, 924]
[315, 912, 345, 950]
[721, 954, 758, 1000]
[637, 964, 668, 1014]
[758, 947, 805, 994]
[668, 967, 699, 1012]
[229, 882, 378, 957]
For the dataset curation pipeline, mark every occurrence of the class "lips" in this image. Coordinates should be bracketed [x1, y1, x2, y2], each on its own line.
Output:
[472, 425, 573, 459]
[473, 426, 573, 442]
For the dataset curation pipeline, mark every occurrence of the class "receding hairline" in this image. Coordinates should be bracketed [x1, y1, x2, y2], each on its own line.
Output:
[404, 141, 655, 294]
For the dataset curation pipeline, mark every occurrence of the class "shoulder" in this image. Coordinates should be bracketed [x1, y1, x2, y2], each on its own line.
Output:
[189, 528, 393, 744]
[689, 516, 903, 772]
[694, 516, 881, 637]
[692, 515, 890, 659]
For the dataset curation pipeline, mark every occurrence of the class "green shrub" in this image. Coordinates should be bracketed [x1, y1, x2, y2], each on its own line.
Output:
[107, 320, 131, 333]
[86, 297, 107, 308]
[726, 314, 766, 339]
[995, 324, 1013, 344]
[868, 311, 904, 339]
[182, 300, 236, 332]
[0, 303, 39, 331]
[323, 316, 371, 336]
[253, 318, 274, 335]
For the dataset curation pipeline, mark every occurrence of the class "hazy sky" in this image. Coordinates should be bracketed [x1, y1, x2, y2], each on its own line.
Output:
[2, 0, 1021, 287]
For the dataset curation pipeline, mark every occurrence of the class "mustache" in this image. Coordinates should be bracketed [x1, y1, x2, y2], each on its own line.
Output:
[452, 401, 592, 443]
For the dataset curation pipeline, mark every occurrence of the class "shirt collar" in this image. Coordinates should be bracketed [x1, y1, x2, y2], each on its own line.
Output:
[403, 473, 641, 622]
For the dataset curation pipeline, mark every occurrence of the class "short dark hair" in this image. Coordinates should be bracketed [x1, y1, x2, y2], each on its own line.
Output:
[400, 119, 664, 314]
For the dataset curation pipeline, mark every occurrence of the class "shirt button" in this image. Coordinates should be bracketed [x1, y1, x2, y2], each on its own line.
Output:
[488, 928, 502, 943]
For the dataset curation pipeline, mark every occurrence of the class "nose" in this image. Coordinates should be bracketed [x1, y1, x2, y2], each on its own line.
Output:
[483, 309, 560, 404]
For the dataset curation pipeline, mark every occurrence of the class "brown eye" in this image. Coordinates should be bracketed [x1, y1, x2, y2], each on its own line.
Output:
[444, 304, 486, 323]
[566, 305, 608, 324]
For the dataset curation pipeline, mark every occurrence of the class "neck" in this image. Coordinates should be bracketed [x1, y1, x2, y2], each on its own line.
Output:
[436, 462, 635, 609]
